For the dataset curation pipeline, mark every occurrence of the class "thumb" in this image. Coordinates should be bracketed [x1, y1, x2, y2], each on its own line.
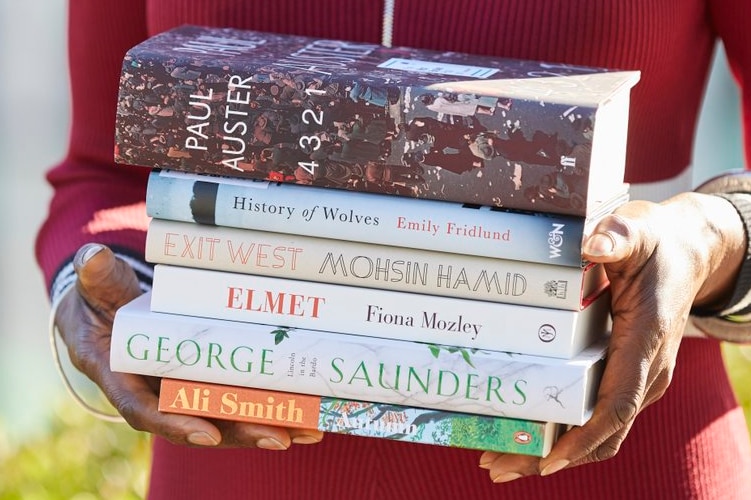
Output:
[73, 243, 143, 313]
[581, 200, 663, 265]
[581, 212, 640, 265]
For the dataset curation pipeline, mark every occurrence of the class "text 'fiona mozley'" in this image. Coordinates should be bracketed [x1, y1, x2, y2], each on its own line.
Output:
[365, 305, 482, 339]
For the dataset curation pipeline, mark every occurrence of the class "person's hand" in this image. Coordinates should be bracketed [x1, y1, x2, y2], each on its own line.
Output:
[54, 243, 324, 450]
[479, 192, 745, 482]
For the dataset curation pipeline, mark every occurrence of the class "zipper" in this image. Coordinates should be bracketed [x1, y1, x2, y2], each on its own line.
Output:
[381, 0, 395, 47]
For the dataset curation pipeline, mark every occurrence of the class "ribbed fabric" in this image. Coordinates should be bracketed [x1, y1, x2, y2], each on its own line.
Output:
[34, 0, 152, 285]
[36, 0, 751, 288]
[144, 0, 385, 42]
[395, 0, 720, 185]
[34, 1, 751, 499]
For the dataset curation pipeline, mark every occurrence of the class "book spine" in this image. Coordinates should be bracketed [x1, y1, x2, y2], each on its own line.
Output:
[150, 264, 610, 359]
[111, 293, 606, 426]
[145, 218, 607, 310]
[146, 169, 588, 266]
[159, 378, 563, 456]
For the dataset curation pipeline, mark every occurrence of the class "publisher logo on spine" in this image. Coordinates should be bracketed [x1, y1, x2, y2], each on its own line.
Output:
[513, 431, 533, 445]
[538, 324, 556, 343]
[548, 223, 565, 259]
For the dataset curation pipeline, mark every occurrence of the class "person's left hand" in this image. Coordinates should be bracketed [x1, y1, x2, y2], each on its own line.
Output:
[478, 191, 745, 482]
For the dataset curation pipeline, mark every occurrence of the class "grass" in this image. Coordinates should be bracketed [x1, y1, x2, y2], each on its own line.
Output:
[722, 343, 751, 425]
[0, 398, 151, 500]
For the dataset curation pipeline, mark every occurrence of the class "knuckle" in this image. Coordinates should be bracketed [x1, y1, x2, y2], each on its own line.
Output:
[594, 440, 622, 462]
[643, 368, 673, 407]
[610, 392, 640, 429]
[110, 394, 146, 432]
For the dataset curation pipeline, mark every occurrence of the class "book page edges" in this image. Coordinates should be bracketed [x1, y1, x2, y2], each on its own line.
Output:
[426, 71, 641, 106]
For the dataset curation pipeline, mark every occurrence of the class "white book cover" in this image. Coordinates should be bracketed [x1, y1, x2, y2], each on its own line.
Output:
[146, 218, 608, 311]
[150, 264, 611, 359]
[112, 292, 608, 426]
[146, 169, 629, 267]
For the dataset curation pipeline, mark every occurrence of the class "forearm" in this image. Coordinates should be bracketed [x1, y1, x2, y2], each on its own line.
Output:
[35, 0, 150, 297]
[35, 165, 151, 303]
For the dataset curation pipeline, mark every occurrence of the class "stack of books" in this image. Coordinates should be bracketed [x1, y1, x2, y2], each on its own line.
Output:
[110, 25, 640, 457]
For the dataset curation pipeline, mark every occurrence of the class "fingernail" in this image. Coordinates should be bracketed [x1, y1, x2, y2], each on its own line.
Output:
[256, 437, 288, 450]
[478, 456, 495, 469]
[583, 233, 615, 257]
[187, 431, 219, 447]
[540, 459, 570, 476]
[80, 243, 105, 264]
[492, 472, 523, 483]
[292, 434, 322, 445]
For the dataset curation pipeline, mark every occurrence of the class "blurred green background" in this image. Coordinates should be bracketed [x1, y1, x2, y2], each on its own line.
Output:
[0, 1, 749, 498]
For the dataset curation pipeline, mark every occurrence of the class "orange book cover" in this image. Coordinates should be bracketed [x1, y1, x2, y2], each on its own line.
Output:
[159, 378, 564, 457]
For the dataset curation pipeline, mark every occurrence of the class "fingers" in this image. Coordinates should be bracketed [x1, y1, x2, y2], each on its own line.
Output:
[212, 421, 323, 450]
[533, 313, 655, 465]
[103, 370, 222, 446]
[531, 309, 678, 474]
[479, 452, 540, 483]
[73, 243, 143, 315]
[288, 428, 325, 445]
[479, 196, 729, 482]
[60, 243, 325, 450]
[478, 354, 646, 484]
[478, 203, 679, 482]
[55, 243, 142, 378]
[86, 332, 323, 450]
[581, 201, 657, 266]
[97, 365, 324, 449]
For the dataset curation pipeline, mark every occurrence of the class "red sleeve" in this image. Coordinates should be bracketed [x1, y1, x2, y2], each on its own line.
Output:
[710, 0, 751, 169]
[35, 0, 151, 293]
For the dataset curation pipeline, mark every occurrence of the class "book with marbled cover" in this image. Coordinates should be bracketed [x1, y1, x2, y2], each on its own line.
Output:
[116, 25, 638, 216]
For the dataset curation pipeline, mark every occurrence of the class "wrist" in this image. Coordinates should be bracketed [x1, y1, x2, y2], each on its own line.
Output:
[686, 191, 746, 312]
[689, 170, 751, 341]
[704, 193, 751, 318]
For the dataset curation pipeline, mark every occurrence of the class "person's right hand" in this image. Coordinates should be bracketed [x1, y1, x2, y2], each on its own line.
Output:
[54, 243, 324, 450]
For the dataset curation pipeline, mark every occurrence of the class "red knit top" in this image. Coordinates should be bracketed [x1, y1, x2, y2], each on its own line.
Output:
[36, 1, 751, 498]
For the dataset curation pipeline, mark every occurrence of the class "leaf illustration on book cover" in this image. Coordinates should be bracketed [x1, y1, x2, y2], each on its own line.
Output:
[322, 401, 371, 420]
[270, 326, 292, 345]
[427, 344, 478, 368]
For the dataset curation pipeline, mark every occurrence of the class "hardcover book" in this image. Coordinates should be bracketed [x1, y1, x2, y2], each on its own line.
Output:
[159, 378, 565, 456]
[146, 169, 629, 267]
[115, 25, 640, 216]
[145, 217, 608, 311]
[149, 263, 611, 359]
[111, 292, 608, 426]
